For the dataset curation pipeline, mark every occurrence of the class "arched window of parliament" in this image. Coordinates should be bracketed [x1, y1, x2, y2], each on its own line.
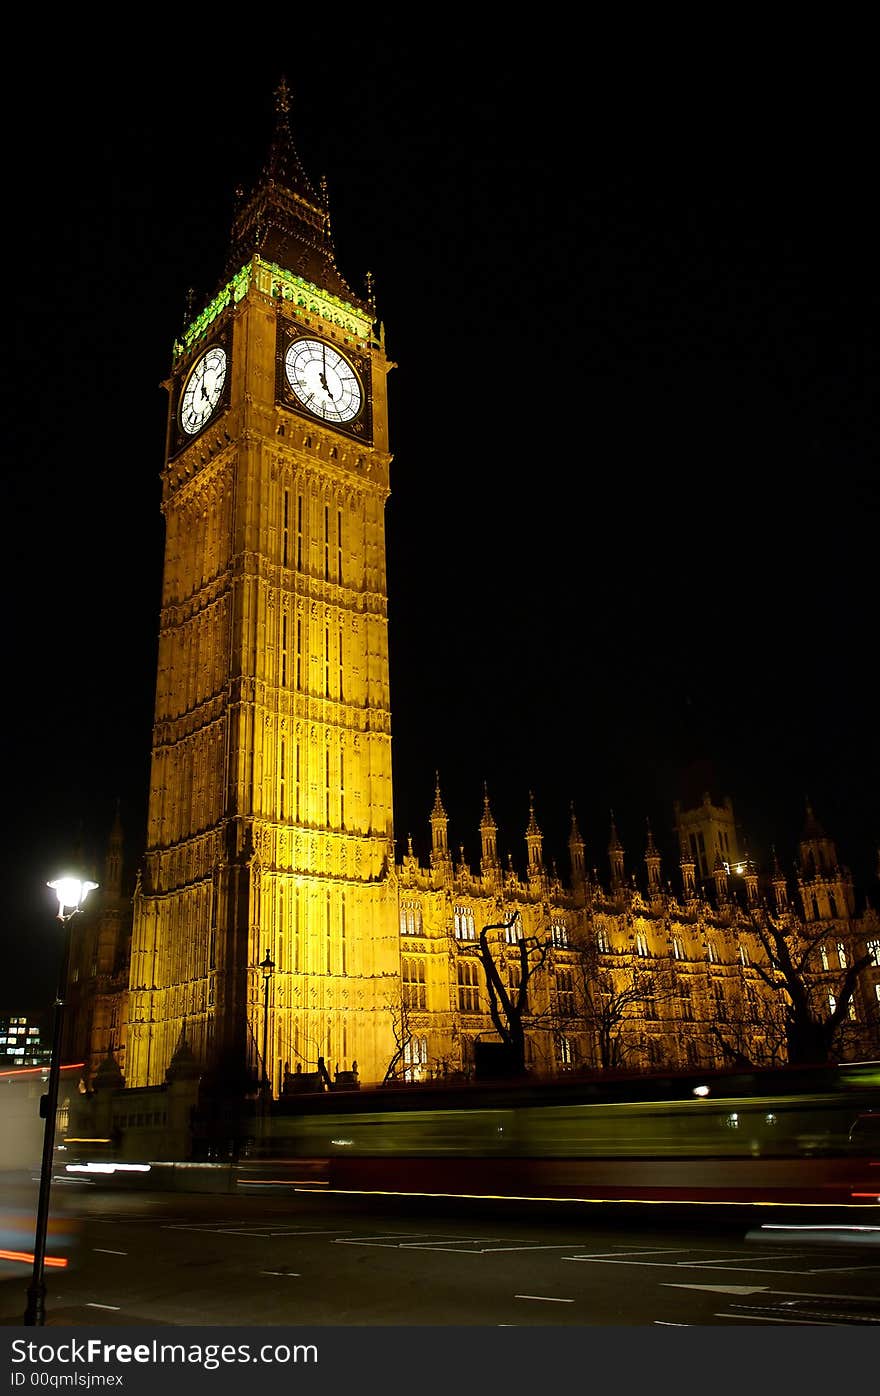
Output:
[551, 921, 569, 947]
[504, 912, 524, 944]
[402, 957, 426, 1010]
[400, 900, 422, 936]
[457, 961, 480, 1012]
[555, 969, 575, 1017]
[454, 905, 475, 940]
[403, 1034, 428, 1081]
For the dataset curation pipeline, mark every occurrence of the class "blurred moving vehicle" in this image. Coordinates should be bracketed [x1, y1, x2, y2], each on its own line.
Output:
[235, 1060, 880, 1208]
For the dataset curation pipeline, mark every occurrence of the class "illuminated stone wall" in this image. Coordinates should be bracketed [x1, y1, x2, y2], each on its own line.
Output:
[125, 261, 400, 1089]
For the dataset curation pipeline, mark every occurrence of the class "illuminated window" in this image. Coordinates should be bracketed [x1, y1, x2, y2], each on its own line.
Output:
[400, 901, 422, 936]
[402, 1034, 428, 1082]
[635, 931, 649, 957]
[866, 939, 880, 967]
[828, 992, 837, 1014]
[504, 913, 524, 944]
[509, 963, 527, 1012]
[551, 921, 569, 948]
[597, 925, 610, 953]
[820, 945, 830, 970]
[706, 939, 718, 963]
[671, 935, 683, 960]
[836, 941, 847, 969]
[739, 943, 749, 967]
[454, 905, 475, 940]
[556, 969, 575, 1017]
[402, 958, 426, 1010]
[457, 961, 480, 1012]
[557, 1035, 576, 1068]
[711, 980, 727, 1022]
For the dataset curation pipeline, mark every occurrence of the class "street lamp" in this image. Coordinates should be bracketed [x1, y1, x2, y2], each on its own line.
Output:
[24, 875, 98, 1326]
[259, 949, 275, 1097]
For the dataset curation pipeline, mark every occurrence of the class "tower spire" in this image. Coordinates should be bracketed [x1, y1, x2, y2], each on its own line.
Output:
[223, 80, 365, 305]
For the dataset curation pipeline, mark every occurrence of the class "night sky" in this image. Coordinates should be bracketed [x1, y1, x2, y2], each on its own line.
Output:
[4, 29, 877, 1008]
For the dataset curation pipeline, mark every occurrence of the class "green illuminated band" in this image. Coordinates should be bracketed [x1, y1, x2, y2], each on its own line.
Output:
[172, 257, 373, 363]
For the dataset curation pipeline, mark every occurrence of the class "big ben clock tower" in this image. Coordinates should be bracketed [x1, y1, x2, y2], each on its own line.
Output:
[126, 81, 399, 1094]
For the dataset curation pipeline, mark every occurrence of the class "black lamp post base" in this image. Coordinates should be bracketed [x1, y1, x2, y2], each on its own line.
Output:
[24, 1281, 46, 1326]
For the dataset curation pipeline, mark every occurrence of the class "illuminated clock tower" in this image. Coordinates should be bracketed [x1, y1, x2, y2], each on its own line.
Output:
[126, 82, 399, 1093]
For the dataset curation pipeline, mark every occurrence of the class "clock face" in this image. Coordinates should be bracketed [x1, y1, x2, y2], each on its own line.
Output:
[284, 338, 363, 423]
[179, 346, 228, 435]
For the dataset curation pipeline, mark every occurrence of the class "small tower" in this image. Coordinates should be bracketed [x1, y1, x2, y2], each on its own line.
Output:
[742, 849, 760, 906]
[680, 838, 696, 900]
[525, 793, 544, 880]
[429, 773, 451, 869]
[796, 800, 855, 920]
[712, 849, 729, 905]
[644, 820, 662, 896]
[568, 803, 586, 887]
[479, 784, 500, 881]
[608, 814, 625, 890]
[771, 846, 789, 913]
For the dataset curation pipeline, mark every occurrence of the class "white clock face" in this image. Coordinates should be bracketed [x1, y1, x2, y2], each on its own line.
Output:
[179, 346, 228, 435]
[284, 339, 363, 423]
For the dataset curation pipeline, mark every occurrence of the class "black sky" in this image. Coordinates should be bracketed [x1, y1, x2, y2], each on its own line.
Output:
[3, 27, 878, 1007]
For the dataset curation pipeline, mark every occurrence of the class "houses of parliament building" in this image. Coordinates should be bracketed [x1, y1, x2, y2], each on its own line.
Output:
[64, 86, 880, 1133]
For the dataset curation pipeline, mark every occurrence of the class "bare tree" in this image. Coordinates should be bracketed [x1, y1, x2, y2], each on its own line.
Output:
[746, 909, 872, 1064]
[571, 936, 676, 1069]
[703, 970, 788, 1070]
[382, 996, 414, 1084]
[477, 917, 553, 1075]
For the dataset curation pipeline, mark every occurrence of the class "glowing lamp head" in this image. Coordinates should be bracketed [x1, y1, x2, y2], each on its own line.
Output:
[48, 877, 99, 919]
[692, 1085, 710, 1098]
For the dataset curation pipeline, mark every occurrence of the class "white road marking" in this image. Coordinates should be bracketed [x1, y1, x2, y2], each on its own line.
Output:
[713, 1312, 840, 1326]
[92, 1248, 128, 1255]
[664, 1283, 770, 1295]
[654, 1321, 691, 1326]
[564, 1253, 826, 1276]
[86, 1303, 121, 1311]
[259, 1270, 301, 1277]
[515, 1295, 575, 1303]
[561, 1256, 687, 1267]
[480, 1244, 583, 1254]
[737, 1287, 880, 1303]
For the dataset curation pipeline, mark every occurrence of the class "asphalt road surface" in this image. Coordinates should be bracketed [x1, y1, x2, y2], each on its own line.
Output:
[2, 1179, 879, 1328]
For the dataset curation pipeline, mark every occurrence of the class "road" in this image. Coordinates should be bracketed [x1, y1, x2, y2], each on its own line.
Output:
[2, 1179, 879, 1328]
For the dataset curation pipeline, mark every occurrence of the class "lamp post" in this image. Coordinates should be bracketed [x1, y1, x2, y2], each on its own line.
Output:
[259, 949, 275, 1098]
[24, 875, 98, 1326]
